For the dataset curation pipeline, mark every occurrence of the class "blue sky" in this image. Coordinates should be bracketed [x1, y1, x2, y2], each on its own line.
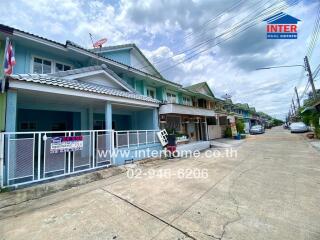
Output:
[0, 0, 319, 119]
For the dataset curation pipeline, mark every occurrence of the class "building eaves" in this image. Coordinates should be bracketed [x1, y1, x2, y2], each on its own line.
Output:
[0, 24, 181, 88]
[50, 64, 136, 93]
[7, 74, 160, 104]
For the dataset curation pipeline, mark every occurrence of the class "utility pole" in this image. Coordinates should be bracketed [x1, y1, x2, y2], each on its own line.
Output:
[291, 104, 295, 116]
[294, 87, 300, 109]
[304, 56, 317, 98]
[292, 99, 296, 114]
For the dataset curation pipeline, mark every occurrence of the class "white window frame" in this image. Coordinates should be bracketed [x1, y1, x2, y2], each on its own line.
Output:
[182, 96, 192, 106]
[146, 87, 156, 99]
[166, 90, 178, 104]
[31, 55, 72, 74]
[55, 61, 72, 72]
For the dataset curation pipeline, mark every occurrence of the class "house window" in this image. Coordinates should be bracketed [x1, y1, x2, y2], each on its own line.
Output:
[32, 56, 72, 74]
[55, 62, 71, 72]
[198, 99, 207, 108]
[33, 57, 52, 74]
[20, 121, 37, 131]
[147, 88, 156, 99]
[182, 96, 192, 106]
[166, 92, 177, 103]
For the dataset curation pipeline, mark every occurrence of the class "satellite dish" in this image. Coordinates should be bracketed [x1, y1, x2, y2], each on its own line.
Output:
[221, 93, 232, 99]
[93, 38, 107, 48]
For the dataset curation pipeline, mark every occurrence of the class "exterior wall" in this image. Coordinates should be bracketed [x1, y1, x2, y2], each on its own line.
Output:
[113, 114, 132, 130]
[5, 90, 17, 132]
[122, 75, 135, 88]
[0, 40, 4, 76]
[156, 87, 165, 101]
[100, 49, 131, 66]
[132, 109, 156, 130]
[17, 109, 79, 131]
[0, 93, 6, 131]
[135, 80, 145, 95]
[0, 40, 5, 131]
[13, 42, 84, 75]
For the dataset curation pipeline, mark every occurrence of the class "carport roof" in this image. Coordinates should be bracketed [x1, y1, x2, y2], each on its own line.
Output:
[7, 74, 161, 104]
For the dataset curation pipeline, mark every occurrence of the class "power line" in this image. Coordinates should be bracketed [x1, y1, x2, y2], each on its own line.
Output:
[159, 0, 298, 73]
[296, 2, 320, 88]
[134, 0, 284, 71]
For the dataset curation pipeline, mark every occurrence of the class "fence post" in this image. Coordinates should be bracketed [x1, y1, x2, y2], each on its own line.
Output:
[111, 130, 115, 165]
[127, 131, 129, 148]
[116, 132, 119, 148]
[0, 133, 4, 188]
[137, 130, 139, 147]
[92, 131, 95, 168]
[145, 130, 147, 144]
[37, 133, 41, 180]
[68, 132, 71, 173]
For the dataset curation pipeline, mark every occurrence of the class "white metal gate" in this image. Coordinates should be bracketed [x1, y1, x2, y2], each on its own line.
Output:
[1, 130, 113, 187]
[1, 129, 159, 187]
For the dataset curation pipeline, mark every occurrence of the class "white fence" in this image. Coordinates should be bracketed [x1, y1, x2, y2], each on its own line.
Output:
[1, 129, 159, 187]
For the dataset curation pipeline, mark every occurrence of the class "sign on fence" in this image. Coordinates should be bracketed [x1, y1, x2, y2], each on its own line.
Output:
[50, 136, 83, 153]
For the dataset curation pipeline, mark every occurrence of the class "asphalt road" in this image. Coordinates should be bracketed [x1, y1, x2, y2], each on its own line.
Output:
[1, 127, 320, 240]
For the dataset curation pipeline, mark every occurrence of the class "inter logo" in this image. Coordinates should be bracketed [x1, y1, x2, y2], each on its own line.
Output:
[264, 12, 301, 39]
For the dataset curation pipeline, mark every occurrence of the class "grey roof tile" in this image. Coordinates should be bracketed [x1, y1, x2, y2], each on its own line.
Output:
[8, 74, 160, 104]
[50, 64, 137, 93]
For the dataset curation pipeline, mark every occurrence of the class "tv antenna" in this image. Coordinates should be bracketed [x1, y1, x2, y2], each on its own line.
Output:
[89, 33, 108, 65]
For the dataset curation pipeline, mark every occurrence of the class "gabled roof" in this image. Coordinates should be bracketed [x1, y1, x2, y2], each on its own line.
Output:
[249, 107, 256, 113]
[263, 12, 301, 24]
[7, 73, 160, 104]
[50, 64, 136, 92]
[234, 103, 250, 111]
[0, 24, 181, 88]
[91, 43, 163, 79]
[184, 82, 215, 98]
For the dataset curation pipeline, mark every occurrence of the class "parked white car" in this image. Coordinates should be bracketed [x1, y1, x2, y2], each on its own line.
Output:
[249, 125, 265, 134]
[290, 122, 308, 133]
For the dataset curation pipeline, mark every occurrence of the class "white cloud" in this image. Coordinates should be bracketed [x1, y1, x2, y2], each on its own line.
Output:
[0, 0, 319, 120]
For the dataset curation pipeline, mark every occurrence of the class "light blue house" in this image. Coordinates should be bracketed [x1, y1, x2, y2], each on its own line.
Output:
[0, 24, 259, 188]
[0, 25, 171, 187]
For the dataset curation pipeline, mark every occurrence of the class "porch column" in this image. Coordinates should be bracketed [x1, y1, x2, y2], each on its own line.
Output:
[5, 90, 17, 132]
[80, 110, 88, 130]
[105, 102, 112, 130]
[88, 107, 94, 130]
[152, 108, 159, 130]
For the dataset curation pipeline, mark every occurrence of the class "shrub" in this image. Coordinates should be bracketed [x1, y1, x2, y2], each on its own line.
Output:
[300, 109, 320, 139]
[236, 119, 245, 134]
[225, 126, 232, 138]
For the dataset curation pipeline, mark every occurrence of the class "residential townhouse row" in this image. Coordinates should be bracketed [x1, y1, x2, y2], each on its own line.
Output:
[0, 24, 268, 187]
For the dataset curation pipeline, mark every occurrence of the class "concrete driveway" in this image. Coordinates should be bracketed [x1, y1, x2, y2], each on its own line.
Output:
[1, 127, 320, 240]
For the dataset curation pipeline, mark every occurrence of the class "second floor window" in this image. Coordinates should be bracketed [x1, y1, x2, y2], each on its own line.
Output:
[32, 56, 72, 74]
[182, 96, 192, 106]
[56, 63, 71, 72]
[166, 92, 177, 103]
[33, 57, 52, 74]
[147, 88, 156, 99]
